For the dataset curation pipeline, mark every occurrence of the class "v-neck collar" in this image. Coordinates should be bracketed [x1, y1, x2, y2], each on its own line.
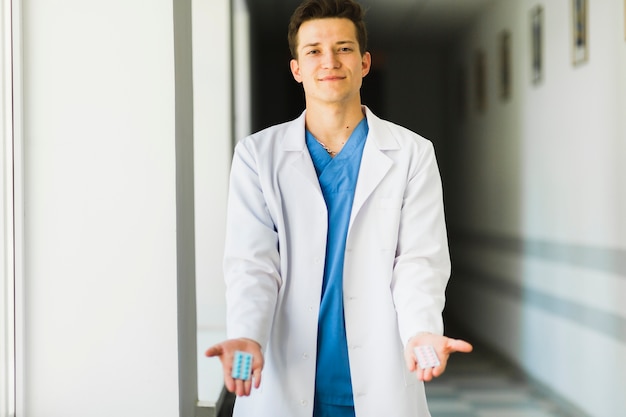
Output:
[306, 118, 369, 163]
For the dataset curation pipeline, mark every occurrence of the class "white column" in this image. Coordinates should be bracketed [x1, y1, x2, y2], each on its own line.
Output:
[1, 0, 17, 415]
[192, 0, 235, 406]
[18, 0, 181, 415]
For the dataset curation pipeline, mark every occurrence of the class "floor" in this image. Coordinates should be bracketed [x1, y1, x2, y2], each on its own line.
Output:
[425, 338, 589, 417]
[218, 337, 589, 417]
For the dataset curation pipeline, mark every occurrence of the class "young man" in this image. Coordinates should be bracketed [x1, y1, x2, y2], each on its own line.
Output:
[206, 1, 472, 416]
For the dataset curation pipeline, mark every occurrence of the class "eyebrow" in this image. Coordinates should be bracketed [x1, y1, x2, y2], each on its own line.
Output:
[301, 40, 357, 49]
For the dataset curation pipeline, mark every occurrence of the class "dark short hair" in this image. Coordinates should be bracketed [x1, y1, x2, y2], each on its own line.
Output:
[287, 0, 368, 59]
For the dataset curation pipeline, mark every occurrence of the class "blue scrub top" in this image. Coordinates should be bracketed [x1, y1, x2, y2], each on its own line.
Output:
[305, 118, 369, 406]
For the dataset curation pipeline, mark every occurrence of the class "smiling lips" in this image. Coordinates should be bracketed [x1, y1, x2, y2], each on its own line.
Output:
[319, 75, 346, 81]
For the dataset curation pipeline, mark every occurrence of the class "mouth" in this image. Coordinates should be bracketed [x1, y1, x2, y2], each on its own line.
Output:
[319, 75, 346, 82]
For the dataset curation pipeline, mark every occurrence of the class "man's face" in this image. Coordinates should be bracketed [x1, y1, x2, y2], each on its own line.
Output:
[290, 18, 371, 107]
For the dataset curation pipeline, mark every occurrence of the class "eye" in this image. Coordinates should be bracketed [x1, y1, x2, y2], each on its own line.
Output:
[339, 47, 354, 53]
[306, 49, 320, 55]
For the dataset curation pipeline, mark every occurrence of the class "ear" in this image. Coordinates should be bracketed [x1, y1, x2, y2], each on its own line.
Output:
[361, 52, 372, 78]
[290, 59, 303, 83]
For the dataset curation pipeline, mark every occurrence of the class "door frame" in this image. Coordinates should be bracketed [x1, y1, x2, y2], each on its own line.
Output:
[1, 0, 24, 415]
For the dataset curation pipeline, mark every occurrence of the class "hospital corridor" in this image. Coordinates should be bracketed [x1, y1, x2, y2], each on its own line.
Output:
[1, 0, 624, 417]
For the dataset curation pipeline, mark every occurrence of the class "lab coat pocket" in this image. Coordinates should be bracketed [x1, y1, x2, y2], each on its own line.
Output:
[377, 197, 403, 251]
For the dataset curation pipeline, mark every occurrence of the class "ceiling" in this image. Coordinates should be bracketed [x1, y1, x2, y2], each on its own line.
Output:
[247, 0, 495, 47]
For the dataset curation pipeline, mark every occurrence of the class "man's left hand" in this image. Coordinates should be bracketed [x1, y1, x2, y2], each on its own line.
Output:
[404, 333, 473, 381]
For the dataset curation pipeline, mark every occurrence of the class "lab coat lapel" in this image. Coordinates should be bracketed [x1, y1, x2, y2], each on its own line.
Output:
[348, 108, 399, 231]
[282, 111, 323, 194]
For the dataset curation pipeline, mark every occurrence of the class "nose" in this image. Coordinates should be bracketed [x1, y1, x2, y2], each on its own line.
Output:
[321, 51, 340, 69]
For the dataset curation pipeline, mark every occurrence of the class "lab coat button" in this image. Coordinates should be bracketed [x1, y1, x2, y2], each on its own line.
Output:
[301, 399, 308, 406]
[302, 353, 309, 359]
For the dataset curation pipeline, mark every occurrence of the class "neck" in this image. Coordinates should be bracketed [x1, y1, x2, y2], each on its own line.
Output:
[305, 102, 365, 147]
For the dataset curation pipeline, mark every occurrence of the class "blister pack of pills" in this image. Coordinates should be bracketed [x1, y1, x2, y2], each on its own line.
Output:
[414, 345, 440, 369]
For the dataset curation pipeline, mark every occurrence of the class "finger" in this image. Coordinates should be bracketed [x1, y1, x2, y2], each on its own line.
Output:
[235, 378, 248, 397]
[243, 378, 252, 396]
[416, 366, 434, 382]
[221, 354, 236, 392]
[432, 362, 446, 378]
[252, 368, 262, 389]
[405, 355, 417, 372]
[224, 375, 236, 393]
[404, 347, 417, 371]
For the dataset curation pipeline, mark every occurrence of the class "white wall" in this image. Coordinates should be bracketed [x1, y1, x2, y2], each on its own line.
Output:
[192, 0, 233, 405]
[444, 1, 626, 415]
[620, 2, 626, 219]
[1, 0, 16, 414]
[233, 0, 252, 143]
[192, 0, 231, 333]
[16, 0, 192, 415]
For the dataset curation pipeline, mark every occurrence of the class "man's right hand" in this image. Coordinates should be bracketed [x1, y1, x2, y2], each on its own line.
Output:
[205, 338, 264, 397]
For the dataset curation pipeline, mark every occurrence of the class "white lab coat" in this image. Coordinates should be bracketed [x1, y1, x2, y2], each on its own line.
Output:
[224, 107, 450, 417]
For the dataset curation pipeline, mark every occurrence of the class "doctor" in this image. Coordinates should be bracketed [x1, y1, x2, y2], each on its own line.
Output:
[206, 0, 473, 416]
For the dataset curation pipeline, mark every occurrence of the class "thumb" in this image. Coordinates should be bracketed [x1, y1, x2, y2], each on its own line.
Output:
[205, 344, 224, 358]
[447, 338, 473, 354]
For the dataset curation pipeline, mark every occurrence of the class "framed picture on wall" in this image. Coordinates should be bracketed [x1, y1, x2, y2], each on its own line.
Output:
[499, 30, 512, 100]
[531, 5, 543, 85]
[474, 50, 486, 112]
[572, 0, 588, 65]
